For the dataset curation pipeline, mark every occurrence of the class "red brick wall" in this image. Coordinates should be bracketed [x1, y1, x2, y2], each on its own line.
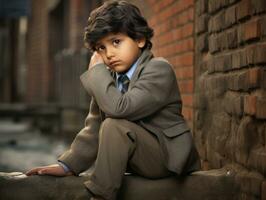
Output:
[132, 0, 195, 128]
[194, 0, 266, 198]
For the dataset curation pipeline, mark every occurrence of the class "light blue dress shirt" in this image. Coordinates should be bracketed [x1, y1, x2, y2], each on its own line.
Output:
[116, 58, 139, 91]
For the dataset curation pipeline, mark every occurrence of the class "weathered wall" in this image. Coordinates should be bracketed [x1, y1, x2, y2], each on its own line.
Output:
[194, 0, 266, 198]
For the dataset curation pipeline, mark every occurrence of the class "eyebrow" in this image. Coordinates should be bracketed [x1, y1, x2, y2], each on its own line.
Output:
[96, 35, 122, 47]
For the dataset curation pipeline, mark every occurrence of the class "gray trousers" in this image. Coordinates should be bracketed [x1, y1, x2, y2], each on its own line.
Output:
[84, 118, 172, 200]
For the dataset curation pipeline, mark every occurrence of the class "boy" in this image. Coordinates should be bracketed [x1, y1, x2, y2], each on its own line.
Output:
[26, 1, 201, 199]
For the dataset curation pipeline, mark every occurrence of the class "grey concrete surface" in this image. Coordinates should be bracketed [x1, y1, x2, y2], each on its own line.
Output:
[0, 168, 239, 200]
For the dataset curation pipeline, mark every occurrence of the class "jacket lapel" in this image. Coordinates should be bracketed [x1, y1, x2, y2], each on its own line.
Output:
[129, 49, 153, 87]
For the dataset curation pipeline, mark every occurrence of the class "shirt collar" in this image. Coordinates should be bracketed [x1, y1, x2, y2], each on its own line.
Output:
[116, 57, 139, 81]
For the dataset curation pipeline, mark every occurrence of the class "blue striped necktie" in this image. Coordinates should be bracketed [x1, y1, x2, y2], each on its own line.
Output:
[119, 74, 130, 94]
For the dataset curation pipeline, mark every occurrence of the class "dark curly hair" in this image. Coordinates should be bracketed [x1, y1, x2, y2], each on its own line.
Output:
[84, 0, 154, 51]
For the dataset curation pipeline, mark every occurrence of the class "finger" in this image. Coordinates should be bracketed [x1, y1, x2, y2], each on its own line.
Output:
[38, 166, 64, 176]
[38, 169, 46, 175]
[26, 168, 42, 176]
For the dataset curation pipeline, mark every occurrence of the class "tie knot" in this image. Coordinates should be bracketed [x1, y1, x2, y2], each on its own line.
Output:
[118, 74, 130, 93]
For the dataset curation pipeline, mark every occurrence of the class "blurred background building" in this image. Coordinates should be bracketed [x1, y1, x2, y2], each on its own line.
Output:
[0, 0, 266, 198]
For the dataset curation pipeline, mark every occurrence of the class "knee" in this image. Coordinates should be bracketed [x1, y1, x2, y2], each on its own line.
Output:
[100, 118, 125, 137]
[101, 118, 122, 129]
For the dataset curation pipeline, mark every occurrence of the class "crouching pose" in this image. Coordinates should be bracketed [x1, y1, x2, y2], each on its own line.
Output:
[27, 1, 201, 199]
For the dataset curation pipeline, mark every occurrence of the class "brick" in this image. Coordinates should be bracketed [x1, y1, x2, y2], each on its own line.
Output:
[232, 49, 248, 69]
[238, 71, 249, 91]
[196, 13, 208, 34]
[209, 34, 219, 53]
[152, 0, 175, 13]
[227, 28, 238, 49]
[246, 45, 256, 65]
[255, 44, 266, 64]
[237, 25, 245, 44]
[171, 53, 193, 67]
[227, 72, 250, 91]
[159, 38, 193, 58]
[178, 79, 194, 93]
[240, 50, 248, 68]
[237, 0, 252, 21]
[214, 54, 232, 72]
[172, 8, 194, 28]
[244, 19, 261, 41]
[175, 66, 194, 80]
[214, 56, 224, 72]
[157, 31, 173, 46]
[251, 0, 266, 14]
[172, 23, 194, 41]
[244, 95, 257, 116]
[196, 33, 208, 52]
[217, 32, 227, 51]
[225, 5, 237, 28]
[196, 0, 208, 16]
[174, 39, 194, 55]
[154, 20, 171, 36]
[248, 67, 261, 89]
[181, 94, 193, 107]
[223, 54, 232, 71]
[232, 50, 242, 69]
[182, 106, 193, 121]
[209, 10, 225, 33]
[256, 98, 266, 119]
[157, 0, 194, 24]
[261, 69, 266, 89]
[207, 58, 215, 74]
[149, 15, 158, 27]
[261, 16, 266, 37]
[208, 0, 225, 14]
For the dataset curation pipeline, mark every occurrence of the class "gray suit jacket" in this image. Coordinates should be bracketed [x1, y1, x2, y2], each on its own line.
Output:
[59, 49, 200, 175]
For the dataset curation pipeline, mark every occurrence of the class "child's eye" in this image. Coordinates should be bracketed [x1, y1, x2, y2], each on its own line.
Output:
[112, 39, 120, 46]
[96, 45, 105, 52]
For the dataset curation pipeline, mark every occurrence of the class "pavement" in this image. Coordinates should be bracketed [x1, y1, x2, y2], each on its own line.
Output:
[0, 120, 67, 173]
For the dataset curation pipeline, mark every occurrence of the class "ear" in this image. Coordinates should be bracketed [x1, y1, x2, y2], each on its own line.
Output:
[137, 38, 146, 48]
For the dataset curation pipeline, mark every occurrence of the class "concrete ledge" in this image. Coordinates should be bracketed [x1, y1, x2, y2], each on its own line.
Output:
[0, 168, 239, 200]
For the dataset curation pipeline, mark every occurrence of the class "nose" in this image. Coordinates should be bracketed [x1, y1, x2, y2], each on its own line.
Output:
[106, 47, 115, 59]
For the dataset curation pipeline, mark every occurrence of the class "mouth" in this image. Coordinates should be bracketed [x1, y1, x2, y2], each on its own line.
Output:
[109, 61, 120, 67]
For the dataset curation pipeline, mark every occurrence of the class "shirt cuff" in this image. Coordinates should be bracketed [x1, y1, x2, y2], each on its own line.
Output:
[58, 161, 71, 173]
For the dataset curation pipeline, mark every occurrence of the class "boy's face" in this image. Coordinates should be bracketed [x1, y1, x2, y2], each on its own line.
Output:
[95, 33, 146, 73]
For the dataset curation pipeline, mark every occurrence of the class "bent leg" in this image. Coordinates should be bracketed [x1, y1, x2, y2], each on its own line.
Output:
[84, 118, 170, 200]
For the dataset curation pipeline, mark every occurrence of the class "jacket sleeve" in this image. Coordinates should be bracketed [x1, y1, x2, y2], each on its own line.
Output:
[58, 97, 101, 175]
[80, 59, 177, 121]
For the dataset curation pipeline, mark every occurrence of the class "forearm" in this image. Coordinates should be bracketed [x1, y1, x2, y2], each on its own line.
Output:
[58, 98, 101, 175]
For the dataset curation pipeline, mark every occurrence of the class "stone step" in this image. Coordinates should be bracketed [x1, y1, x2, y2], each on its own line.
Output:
[0, 168, 239, 200]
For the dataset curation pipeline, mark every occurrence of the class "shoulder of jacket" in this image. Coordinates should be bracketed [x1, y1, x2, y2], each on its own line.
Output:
[150, 57, 170, 64]
[145, 57, 173, 72]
